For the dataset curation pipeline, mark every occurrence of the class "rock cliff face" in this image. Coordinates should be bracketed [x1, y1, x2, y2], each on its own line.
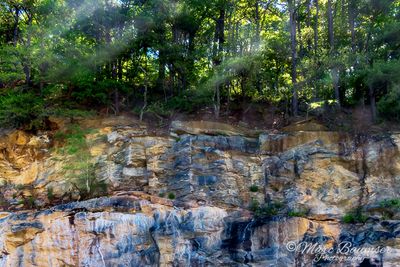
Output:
[0, 117, 399, 266]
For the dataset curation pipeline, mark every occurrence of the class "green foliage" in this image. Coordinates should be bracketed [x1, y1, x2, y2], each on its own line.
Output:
[0, 88, 95, 129]
[168, 192, 176, 200]
[56, 124, 107, 200]
[0, 46, 25, 85]
[165, 88, 213, 112]
[0, 91, 45, 128]
[379, 198, 400, 209]
[0, 196, 9, 209]
[377, 86, 400, 121]
[287, 209, 309, 218]
[145, 101, 173, 117]
[55, 124, 89, 155]
[249, 199, 284, 218]
[71, 78, 130, 106]
[50, 108, 96, 120]
[24, 196, 36, 209]
[249, 185, 259, 193]
[47, 187, 54, 202]
[377, 198, 399, 220]
[342, 211, 368, 224]
[15, 184, 26, 190]
[249, 198, 261, 212]
[67, 162, 108, 200]
[0, 0, 399, 122]
[139, 87, 213, 117]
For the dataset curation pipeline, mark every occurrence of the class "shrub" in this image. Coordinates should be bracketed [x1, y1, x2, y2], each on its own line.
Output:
[379, 198, 400, 209]
[54, 124, 89, 154]
[168, 192, 176, 200]
[15, 184, 25, 190]
[47, 187, 54, 201]
[249, 185, 259, 192]
[249, 198, 261, 212]
[378, 199, 400, 219]
[71, 78, 130, 106]
[0, 88, 95, 129]
[24, 196, 36, 209]
[262, 201, 284, 216]
[342, 211, 368, 224]
[0, 45, 25, 86]
[165, 88, 213, 113]
[0, 197, 9, 209]
[378, 86, 400, 121]
[56, 125, 108, 200]
[145, 101, 173, 118]
[50, 108, 95, 122]
[0, 91, 45, 128]
[67, 162, 107, 200]
[287, 209, 309, 218]
[250, 199, 284, 218]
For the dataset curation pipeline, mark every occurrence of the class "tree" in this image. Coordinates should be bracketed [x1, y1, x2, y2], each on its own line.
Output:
[0, 0, 399, 125]
[288, 0, 298, 116]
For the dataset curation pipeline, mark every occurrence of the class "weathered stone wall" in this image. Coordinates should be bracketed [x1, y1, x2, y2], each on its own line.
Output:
[0, 118, 399, 266]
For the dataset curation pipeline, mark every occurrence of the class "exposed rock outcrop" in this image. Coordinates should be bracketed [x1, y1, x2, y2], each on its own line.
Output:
[0, 118, 399, 266]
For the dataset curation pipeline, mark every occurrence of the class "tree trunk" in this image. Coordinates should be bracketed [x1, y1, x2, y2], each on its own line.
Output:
[254, 0, 262, 92]
[235, 22, 240, 56]
[23, 12, 32, 86]
[332, 67, 340, 106]
[157, 52, 166, 101]
[348, 0, 356, 52]
[213, 6, 226, 119]
[312, 0, 319, 100]
[314, 0, 319, 54]
[306, 0, 312, 51]
[369, 86, 377, 122]
[140, 59, 148, 121]
[214, 84, 220, 119]
[186, 30, 197, 90]
[213, 7, 225, 65]
[12, 5, 19, 47]
[327, 0, 340, 107]
[297, 15, 303, 57]
[140, 82, 147, 122]
[117, 58, 123, 80]
[39, 37, 47, 96]
[289, 0, 298, 116]
[254, 0, 261, 51]
[112, 61, 119, 115]
[327, 0, 334, 50]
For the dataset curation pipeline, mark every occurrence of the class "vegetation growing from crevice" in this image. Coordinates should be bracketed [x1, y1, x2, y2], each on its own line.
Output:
[23, 196, 37, 209]
[46, 187, 55, 202]
[377, 198, 400, 219]
[379, 198, 400, 210]
[342, 210, 368, 224]
[249, 185, 259, 193]
[287, 209, 310, 218]
[249, 199, 284, 218]
[53, 124, 107, 200]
